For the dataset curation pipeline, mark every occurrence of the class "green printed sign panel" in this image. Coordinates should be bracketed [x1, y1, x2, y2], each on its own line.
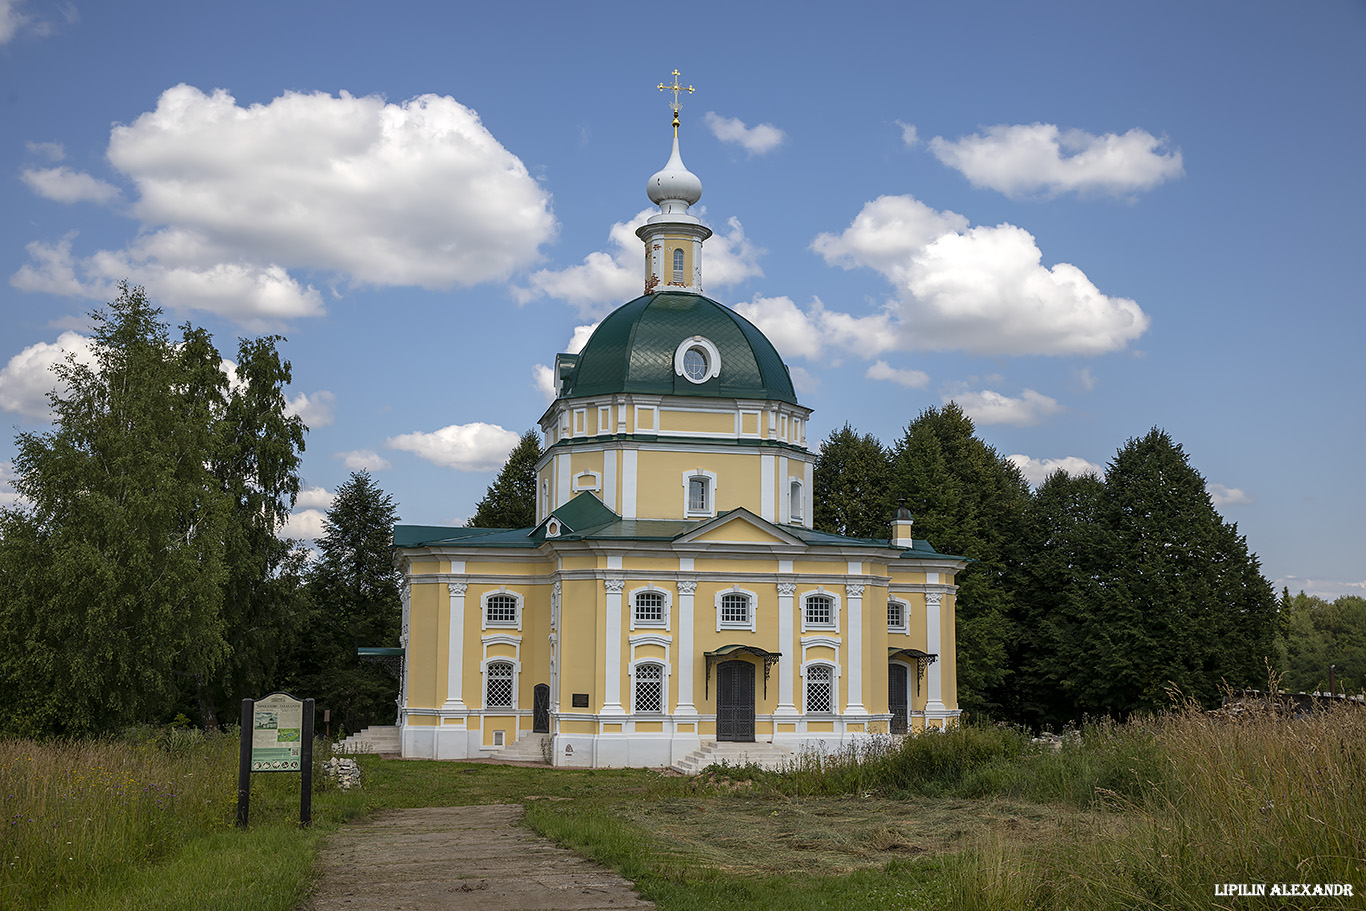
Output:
[251, 693, 304, 771]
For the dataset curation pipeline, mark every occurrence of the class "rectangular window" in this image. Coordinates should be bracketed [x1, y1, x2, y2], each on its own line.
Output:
[688, 477, 708, 512]
[887, 600, 906, 630]
[487, 662, 514, 708]
[806, 665, 833, 714]
[635, 664, 663, 713]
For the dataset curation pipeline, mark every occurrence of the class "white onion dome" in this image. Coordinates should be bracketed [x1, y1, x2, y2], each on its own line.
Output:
[646, 133, 703, 216]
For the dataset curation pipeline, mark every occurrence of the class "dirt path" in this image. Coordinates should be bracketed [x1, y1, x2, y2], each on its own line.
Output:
[304, 805, 654, 911]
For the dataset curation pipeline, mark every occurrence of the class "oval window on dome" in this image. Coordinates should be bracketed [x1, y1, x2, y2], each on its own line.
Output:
[683, 347, 708, 381]
[674, 335, 721, 385]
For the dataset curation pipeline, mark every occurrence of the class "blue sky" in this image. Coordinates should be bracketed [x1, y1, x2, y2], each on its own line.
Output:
[1, 1, 1362, 599]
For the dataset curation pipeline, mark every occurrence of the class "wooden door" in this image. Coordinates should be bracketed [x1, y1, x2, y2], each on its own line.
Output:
[717, 660, 755, 742]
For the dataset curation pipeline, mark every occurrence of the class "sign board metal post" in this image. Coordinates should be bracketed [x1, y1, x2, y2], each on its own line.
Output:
[235, 692, 315, 829]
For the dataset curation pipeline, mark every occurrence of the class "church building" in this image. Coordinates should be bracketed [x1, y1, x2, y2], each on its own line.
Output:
[391, 75, 965, 768]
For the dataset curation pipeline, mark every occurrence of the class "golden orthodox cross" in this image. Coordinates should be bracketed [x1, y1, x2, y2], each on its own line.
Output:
[658, 69, 694, 134]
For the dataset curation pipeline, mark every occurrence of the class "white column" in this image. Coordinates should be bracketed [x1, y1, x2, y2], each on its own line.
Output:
[925, 592, 946, 714]
[676, 580, 697, 714]
[442, 582, 467, 710]
[602, 578, 626, 715]
[845, 583, 866, 714]
[775, 580, 798, 716]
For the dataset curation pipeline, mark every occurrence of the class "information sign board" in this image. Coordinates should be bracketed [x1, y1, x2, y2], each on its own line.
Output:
[251, 693, 304, 771]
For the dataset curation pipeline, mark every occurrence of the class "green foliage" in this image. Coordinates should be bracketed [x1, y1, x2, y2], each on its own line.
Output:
[812, 424, 892, 537]
[890, 403, 1031, 717]
[469, 429, 541, 528]
[1275, 590, 1366, 694]
[0, 284, 310, 736]
[0, 286, 232, 735]
[282, 471, 402, 734]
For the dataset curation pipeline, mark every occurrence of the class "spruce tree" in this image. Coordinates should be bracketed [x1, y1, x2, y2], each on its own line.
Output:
[812, 424, 893, 538]
[469, 430, 542, 528]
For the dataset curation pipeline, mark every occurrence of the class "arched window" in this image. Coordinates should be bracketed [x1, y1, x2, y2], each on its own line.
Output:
[634, 590, 666, 626]
[805, 664, 833, 714]
[486, 661, 514, 708]
[721, 592, 750, 626]
[805, 594, 834, 627]
[688, 476, 708, 512]
[789, 479, 803, 521]
[673, 248, 685, 282]
[887, 599, 908, 632]
[485, 594, 518, 627]
[634, 663, 664, 713]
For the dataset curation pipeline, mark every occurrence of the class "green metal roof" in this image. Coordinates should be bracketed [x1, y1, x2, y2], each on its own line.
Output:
[562, 292, 799, 404]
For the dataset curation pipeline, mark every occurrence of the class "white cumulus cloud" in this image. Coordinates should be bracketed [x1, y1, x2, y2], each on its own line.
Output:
[1207, 483, 1253, 506]
[387, 422, 520, 472]
[866, 360, 929, 388]
[285, 390, 336, 428]
[295, 485, 335, 510]
[929, 123, 1184, 199]
[21, 167, 121, 204]
[897, 121, 920, 147]
[14, 84, 556, 325]
[515, 210, 761, 315]
[282, 508, 328, 541]
[1008, 454, 1104, 486]
[947, 388, 1063, 427]
[533, 364, 557, 403]
[0, 460, 23, 509]
[811, 194, 1149, 356]
[704, 112, 785, 156]
[335, 449, 392, 472]
[26, 140, 65, 161]
[0, 331, 95, 420]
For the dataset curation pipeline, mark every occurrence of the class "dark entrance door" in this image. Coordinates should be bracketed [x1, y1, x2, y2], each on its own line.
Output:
[889, 664, 909, 734]
[716, 660, 755, 742]
[532, 684, 550, 733]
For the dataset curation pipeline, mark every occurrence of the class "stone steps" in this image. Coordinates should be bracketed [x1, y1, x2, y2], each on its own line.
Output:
[335, 725, 400, 755]
[672, 740, 795, 775]
[496, 733, 550, 763]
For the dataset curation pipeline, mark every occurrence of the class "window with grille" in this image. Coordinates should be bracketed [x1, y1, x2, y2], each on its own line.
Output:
[634, 663, 663, 713]
[721, 593, 750, 625]
[635, 591, 666, 625]
[486, 661, 514, 708]
[887, 600, 907, 630]
[673, 248, 685, 282]
[805, 594, 834, 627]
[486, 594, 518, 626]
[806, 665, 833, 714]
[688, 476, 709, 512]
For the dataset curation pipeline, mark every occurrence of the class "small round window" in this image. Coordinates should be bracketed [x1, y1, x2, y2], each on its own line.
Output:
[683, 347, 709, 381]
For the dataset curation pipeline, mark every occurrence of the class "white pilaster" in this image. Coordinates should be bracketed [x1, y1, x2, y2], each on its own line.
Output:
[556, 453, 571, 508]
[775, 580, 798, 716]
[621, 449, 638, 518]
[603, 448, 617, 511]
[676, 579, 697, 714]
[925, 592, 946, 714]
[442, 582, 467, 710]
[845, 583, 866, 714]
[602, 578, 626, 714]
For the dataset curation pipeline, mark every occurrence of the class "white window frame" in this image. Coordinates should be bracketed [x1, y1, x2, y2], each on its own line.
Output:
[598, 405, 612, 434]
[682, 469, 718, 518]
[802, 661, 837, 715]
[631, 661, 667, 714]
[479, 635, 522, 711]
[481, 588, 523, 631]
[629, 584, 672, 631]
[672, 248, 685, 283]
[887, 598, 910, 634]
[673, 336, 721, 384]
[483, 659, 517, 710]
[573, 470, 601, 493]
[800, 589, 841, 634]
[573, 407, 587, 436]
[789, 478, 804, 522]
[714, 585, 758, 632]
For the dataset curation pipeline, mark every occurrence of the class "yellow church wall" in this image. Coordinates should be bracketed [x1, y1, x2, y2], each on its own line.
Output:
[635, 721, 664, 733]
[691, 522, 787, 544]
[464, 561, 542, 576]
[942, 593, 958, 709]
[634, 450, 762, 517]
[407, 715, 437, 726]
[807, 721, 834, 733]
[659, 409, 734, 435]
[571, 451, 605, 480]
[483, 716, 516, 746]
[409, 560, 441, 575]
[559, 720, 594, 734]
[557, 578, 600, 709]
[693, 555, 776, 575]
[407, 582, 441, 708]
[621, 556, 678, 572]
[634, 643, 667, 662]
[741, 412, 759, 435]
[559, 556, 599, 572]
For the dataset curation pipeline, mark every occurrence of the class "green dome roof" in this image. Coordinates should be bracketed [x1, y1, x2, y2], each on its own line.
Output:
[562, 292, 798, 405]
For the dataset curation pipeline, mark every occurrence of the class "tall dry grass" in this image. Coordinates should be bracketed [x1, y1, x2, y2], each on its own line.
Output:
[951, 695, 1366, 910]
[0, 727, 311, 908]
